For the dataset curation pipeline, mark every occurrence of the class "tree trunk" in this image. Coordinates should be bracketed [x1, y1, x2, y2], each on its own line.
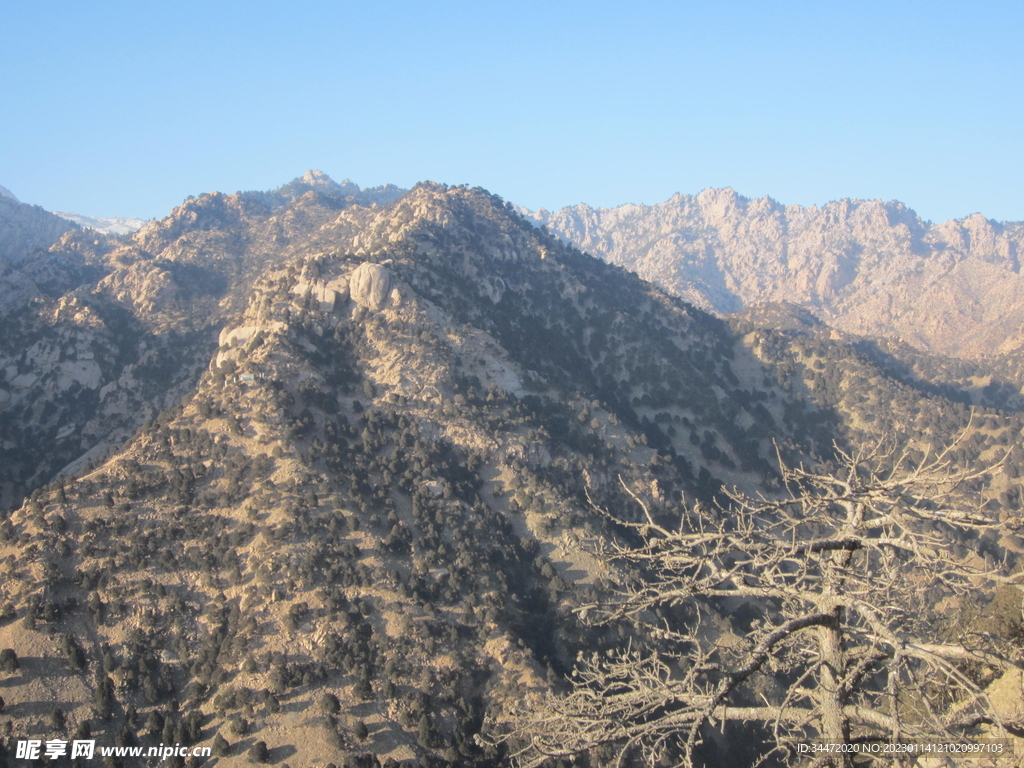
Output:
[819, 609, 851, 767]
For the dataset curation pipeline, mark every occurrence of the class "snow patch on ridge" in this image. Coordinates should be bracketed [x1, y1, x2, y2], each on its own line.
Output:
[56, 212, 147, 236]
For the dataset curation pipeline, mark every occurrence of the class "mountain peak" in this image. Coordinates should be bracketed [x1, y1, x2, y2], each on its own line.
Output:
[0, 184, 19, 203]
[277, 171, 406, 208]
[277, 170, 349, 198]
[300, 168, 339, 189]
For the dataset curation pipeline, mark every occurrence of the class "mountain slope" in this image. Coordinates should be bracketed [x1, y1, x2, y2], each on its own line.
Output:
[0, 194, 78, 265]
[2, 182, 773, 766]
[0, 174, 403, 512]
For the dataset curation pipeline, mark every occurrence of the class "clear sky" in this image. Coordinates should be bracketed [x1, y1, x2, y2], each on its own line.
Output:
[2, 1, 1022, 223]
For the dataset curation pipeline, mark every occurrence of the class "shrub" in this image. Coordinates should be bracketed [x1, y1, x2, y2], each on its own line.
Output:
[248, 740, 269, 763]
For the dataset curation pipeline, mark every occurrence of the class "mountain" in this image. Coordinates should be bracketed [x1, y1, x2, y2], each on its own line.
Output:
[1, 174, 1022, 766]
[525, 189, 1024, 359]
[0, 191, 79, 266]
[0, 171, 400, 511]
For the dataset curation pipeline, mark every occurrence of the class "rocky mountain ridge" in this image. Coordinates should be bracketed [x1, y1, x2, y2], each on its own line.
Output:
[526, 189, 1024, 359]
[0, 173, 411, 510]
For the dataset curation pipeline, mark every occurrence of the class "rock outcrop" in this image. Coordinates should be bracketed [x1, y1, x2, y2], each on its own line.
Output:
[349, 261, 393, 309]
[96, 263, 180, 315]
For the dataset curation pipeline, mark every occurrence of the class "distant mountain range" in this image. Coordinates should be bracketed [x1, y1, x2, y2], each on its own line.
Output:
[525, 189, 1024, 359]
[54, 211, 148, 237]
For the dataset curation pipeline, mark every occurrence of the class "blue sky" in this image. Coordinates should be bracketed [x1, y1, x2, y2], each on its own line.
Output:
[2, 1, 1022, 222]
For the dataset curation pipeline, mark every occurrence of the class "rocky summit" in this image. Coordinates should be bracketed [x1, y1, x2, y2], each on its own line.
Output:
[0, 174, 1023, 766]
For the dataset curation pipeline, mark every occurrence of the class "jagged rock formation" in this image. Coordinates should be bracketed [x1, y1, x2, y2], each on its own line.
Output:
[349, 262, 394, 310]
[526, 189, 1024, 359]
[276, 169, 407, 207]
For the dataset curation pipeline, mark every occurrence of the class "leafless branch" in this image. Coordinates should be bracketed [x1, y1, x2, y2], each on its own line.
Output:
[489, 433, 1023, 767]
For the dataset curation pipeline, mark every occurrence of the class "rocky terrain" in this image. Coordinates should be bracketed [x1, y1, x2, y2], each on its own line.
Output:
[0, 175, 407, 511]
[526, 189, 1024, 359]
[0, 175, 1023, 766]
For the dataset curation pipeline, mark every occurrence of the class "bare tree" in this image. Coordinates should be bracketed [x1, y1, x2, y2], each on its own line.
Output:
[491, 438, 1024, 767]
